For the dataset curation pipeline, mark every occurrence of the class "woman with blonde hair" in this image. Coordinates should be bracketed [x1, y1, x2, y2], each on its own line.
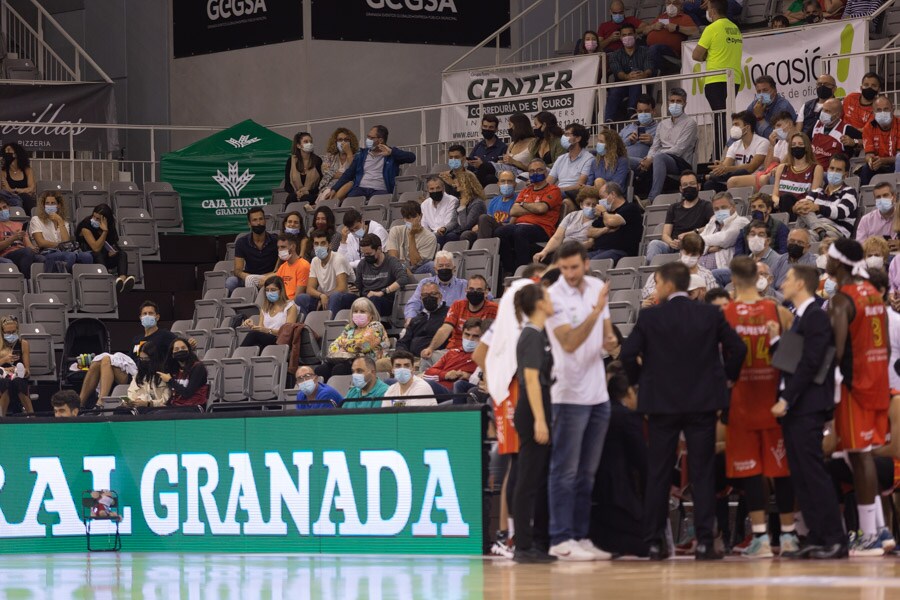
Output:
[30, 191, 93, 271]
[862, 236, 890, 271]
[240, 275, 298, 351]
[589, 129, 630, 189]
[317, 128, 358, 203]
[0, 315, 31, 415]
[315, 296, 387, 381]
[284, 132, 322, 204]
[772, 132, 823, 217]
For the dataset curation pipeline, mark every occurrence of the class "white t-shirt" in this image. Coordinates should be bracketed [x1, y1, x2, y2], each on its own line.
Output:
[725, 134, 770, 167]
[262, 302, 293, 330]
[421, 193, 459, 233]
[546, 275, 611, 405]
[558, 211, 593, 244]
[337, 220, 389, 269]
[382, 377, 437, 407]
[310, 251, 353, 294]
[772, 139, 788, 163]
[29, 216, 69, 245]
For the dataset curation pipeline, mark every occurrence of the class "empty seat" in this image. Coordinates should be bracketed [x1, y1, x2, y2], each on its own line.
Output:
[229, 286, 257, 304]
[464, 238, 500, 292]
[192, 300, 221, 326]
[0, 295, 24, 323]
[341, 196, 366, 209]
[118, 237, 144, 288]
[249, 344, 289, 401]
[73, 181, 109, 212]
[144, 181, 183, 231]
[171, 319, 193, 335]
[0, 263, 24, 301]
[203, 288, 228, 301]
[36, 181, 73, 207]
[220, 346, 259, 402]
[23, 293, 66, 344]
[327, 374, 353, 398]
[73, 264, 117, 315]
[20, 322, 54, 380]
[109, 181, 145, 211]
[118, 208, 159, 258]
[33, 268, 74, 310]
[4, 58, 38, 79]
[8, 206, 27, 223]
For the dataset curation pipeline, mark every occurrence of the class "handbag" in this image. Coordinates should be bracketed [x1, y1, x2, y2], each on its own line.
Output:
[57, 241, 78, 253]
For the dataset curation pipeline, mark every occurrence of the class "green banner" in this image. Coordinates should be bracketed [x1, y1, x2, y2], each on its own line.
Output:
[0, 409, 485, 554]
[161, 119, 291, 236]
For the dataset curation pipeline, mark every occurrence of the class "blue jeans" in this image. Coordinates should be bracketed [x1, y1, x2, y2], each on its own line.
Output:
[648, 44, 678, 75]
[604, 84, 643, 123]
[712, 267, 732, 287]
[295, 291, 356, 318]
[647, 153, 690, 201]
[347, 187, 388, 200]
[549, 402, 612, 545]
[588, 248, 627, 265]
[412, 261, 435, 275]
[644, 239, 677, 265]
[43, 250, 92, 271]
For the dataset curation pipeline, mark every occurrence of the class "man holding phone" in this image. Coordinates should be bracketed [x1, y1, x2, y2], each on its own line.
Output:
[468, 115, 508, 186]
[620, 95, 658, 168]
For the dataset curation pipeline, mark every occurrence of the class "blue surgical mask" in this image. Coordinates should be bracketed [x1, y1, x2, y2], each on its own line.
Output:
[45, 205, 58, 214]
[714, 209, 731, 224]
[529, 173, 546, 184]
[876, 197, 894, 213]
[668, 103, 683, 117]
[826, 171, 844, 186]
[774, 127, 788, 140]
[595, 142, 606, 156]
[612, 13, 625, 23]
[3, 333, 17, 344]
[448, 158, 463, 170]
[351, 373, 367, 389]
[582, 206, 596, 219]
[637, 112, 653, 126]
[394, 367, 412, 384]
[285, 227, 300, 235]
[299, 379, 317, 396]
[462, 338, 478, 353]
[824, 279, 837, 297]
[314, 246, 329, 260]
[405, 221, 413, 229]
[266, 291, 280, 302]
[365, 138, 375, 149]
[0, 210, 9, 222]
[140, 315, 157, 329]
[819, 112, 833, 126]
[90, 218, 100, 228]
[354, 227, 365, 238]
[499, 184, 515, 197]
[876, 111, 894, 127]
[599, 199, 611, 211]
[561, 135, 572, 150]
[756, 92, 773, 105]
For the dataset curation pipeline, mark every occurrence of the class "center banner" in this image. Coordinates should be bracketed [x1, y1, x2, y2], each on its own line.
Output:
[439, 55, 601, 143]
[680, 19, 867, 115]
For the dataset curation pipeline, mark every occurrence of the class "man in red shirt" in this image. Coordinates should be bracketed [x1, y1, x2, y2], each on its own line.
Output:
[842, 72, 883, 132]
[423, 318, 482, 392]
[597, 0, 644, 53]
[811, 98, 862, 170]
[641, 0, 699, 74]
[495, 158, 564, 275]
[421, 275, 498, 362]
[860, 94, 900, 185]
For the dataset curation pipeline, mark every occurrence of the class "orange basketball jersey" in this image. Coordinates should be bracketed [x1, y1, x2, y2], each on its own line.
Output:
[839, 280, 890, 410]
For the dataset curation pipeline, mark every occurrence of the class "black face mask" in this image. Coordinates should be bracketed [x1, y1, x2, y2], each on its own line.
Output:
[681, 186, 699, 201]
[805, 14, 819, 22]
[3, 153, 14, 166]
[467, 290, 485, 306]
[862, 87, 878, 101]
[173, 351, 189, 362]
[787, 243, 805, 259]
[437, 268, 454, 282]
[422, 296, 440, 312]
[790, 146, 806, 160]
[533, 127, 544, 138]
[429, 191, 443, 203]
[751, 210, 766, 221]
[364, 254, 378, 265]
[251, 224, 266, 235]
[482, 129, 496, 140]
[816, 85, 833, 100]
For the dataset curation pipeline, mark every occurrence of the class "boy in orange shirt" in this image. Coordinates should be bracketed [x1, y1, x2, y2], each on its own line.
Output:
[275, 233, 310, 299]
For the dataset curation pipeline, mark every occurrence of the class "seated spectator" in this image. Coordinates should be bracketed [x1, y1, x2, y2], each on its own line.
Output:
[756, 261, 781, 301]
[240, 275, 298, 351]
[382, 350, 436, 407]
[770, 14, 790, 27]
[605, 24, 653, 123]
[284, 132, 321, 204]
[123, 342, 169, 409]
[590, 129, 630, 189]
[597, 0, 643, 53]
[0, 315, 30, 415]
[734, 192, 789, 255]
[811, 98, 862, 170]
[51, 390, 81, 417]
[398, 281, 451, 358]
[0, 198, 40, 278]
[315, 296, 387, 381]
[636, 88, 698, 202]
[863, 236, 890, 271]
[159, 337, 208, 410]
[860, 94, 900, 185]
[843, 0, 882, 18]
[226, 207, 277, 296]
[295, 229, 354, 317]
[448, 184, 486, 244]
[295, 365, 343, 409]
[642, 232, 718, 302]
[795, 153, 858, 240]
[424, 318, 483, 392]
[79, 300, 175, 406]
[440, 145, 485, 208]
[530, 112, 566, 167]
[645, 170, 713, 264]
[30, 191, 92, 272]
[0, 143, 34, 213]
[496, 158, 564, 275]
[343, 356, 389, 409]
[703, 110, 769, 192]
[576, 30, 601, 54]
[799, 74, 837, 138]
[587, 182, 643, 262]
[535, 186, 601, 263]
[772, 228, 816, 288]
[641, 0, 699, 74]
[688, 273, 708, 300]
[746, 75, 798, 138]
[772, 132, 824, 215]
[842, 72, 883, 132]
[726, 111, 793, 192]
[316, 128, 357, 203]
[281, 211, 308, 258]
[621, 95, 658, 167]
[275, 234, 310, 300]
[743, 220, 783, 270]
[322, 125, 415, 201]
[465, 170, 518, 243]
[307, 205, 341, 256]
[403, 251, 466, 325]
[467, 115, 508, 187]
[549, 123, 593, 208]
[420, 177, 461, 245]
[857, 181, 897, 243]
[801, 0, 824, 23]
[336, 208, 388, 269]
[493, 112, 537, 177]
[699, 191, 750, 272]
[386, 201, 438, 275]
[346, 233, 410, 316]
[76, 203, 132, 292]
[683, 0, 742, 23]
[421, 275, 498, 363]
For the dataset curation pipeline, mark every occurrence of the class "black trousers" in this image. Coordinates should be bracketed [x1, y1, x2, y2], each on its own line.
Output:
[513, 434, 551, 551]
[704, 82, 740, 161]
[782, 409, 845, 546]
[644, 411, 718, 546]
[240, 331, 277, 353]
[92, 250, 128, 276]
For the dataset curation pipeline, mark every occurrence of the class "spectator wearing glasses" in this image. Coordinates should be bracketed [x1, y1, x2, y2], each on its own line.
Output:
[317, 128, 358, 203]
[295, 365, 344, 409]
[321, 125, 415, 201]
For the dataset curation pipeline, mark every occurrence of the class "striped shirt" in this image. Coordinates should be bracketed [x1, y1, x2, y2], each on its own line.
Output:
[806, 184, 859, 238]
[844, 0, 882, 17]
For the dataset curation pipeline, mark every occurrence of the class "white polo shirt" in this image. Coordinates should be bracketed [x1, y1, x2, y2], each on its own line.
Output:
[546, 274, 610, 405]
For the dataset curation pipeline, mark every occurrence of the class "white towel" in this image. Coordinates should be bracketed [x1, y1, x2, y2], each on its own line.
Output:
[485, 278, 533, 407]
[92, 352, 137, 377]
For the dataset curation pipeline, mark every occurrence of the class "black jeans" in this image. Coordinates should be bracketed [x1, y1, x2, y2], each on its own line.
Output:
[513, 434, 551, 551]
[496, 223, 549, 275]
[93, 250, 128, 276]
[314, 358, 353, 381]
[703, 168, 750, 193]
[240, 331, 277, 353]
[704, 82, 740, 161]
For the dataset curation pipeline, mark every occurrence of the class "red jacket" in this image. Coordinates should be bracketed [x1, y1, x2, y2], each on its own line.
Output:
[424, 349, 477, 390]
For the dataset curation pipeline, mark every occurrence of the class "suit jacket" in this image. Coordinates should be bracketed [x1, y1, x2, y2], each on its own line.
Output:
[778, 302, 835, 415]
[620, 296, 746, 414]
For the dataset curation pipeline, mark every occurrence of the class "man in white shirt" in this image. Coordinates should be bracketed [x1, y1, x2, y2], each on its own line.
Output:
[421, 177, 460, 246]
[382, 350, 436, 407]
[548, 123, 594, 209]
[295, 229, 355, 316]
[703, 110, 769, 193]
[699, 191, 750, 284]
[337, 208, 388, 269]
[545, 240, 618, 562]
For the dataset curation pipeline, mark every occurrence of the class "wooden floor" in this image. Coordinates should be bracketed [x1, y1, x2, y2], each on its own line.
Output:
[4, 553, 900, 599]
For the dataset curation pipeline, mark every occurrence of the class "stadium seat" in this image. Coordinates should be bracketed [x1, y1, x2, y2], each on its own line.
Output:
[192, 299, 222, 326]
[229, 286, 258, 305]
[23, 293, 67, 345]
[118, 237, 145, 289]
[770, 212, 789, 225]
[8, 206, 26, 223]
[209, 325, 237, 354]
[652, 193, 681, 207]
[393, 176, 420, 195]
[171, 319, 193, 335]
[302, 310, 330, 343]
[327, 374, 352, 397]
[118, 208, 159, 260]
[0, 263, 24, 302]
[72, 264, 117, 316]
[611, 289, 641, 308]
[442, 240, 470, 253]
[200, 351, 225, 408]
[465, 238, 500, 292]
[36, 181, 73, 207]
[589, 258, 614, 277]
[33, 265, 74, 310]
[4, 58, 38, 79]
[649, 253, 680, 267]
[145, 181, 184, 231]
[73, 181, 109, 212]
[617, 322, 634, 339]
[220, 346, 258, 403]
[202, 260, 233, 296]
[341, 196, 366, 209]
[398, 190, 422, 203]
[21, 322, 54, 381]
[392, 283, 419, 329]
[609, 301, 637, 325]
[0, 294, 24, 324]
[202, 288, 228, 301]
[615, 256, 643, 271]
[109, 181, 145, 212]
[484, 184, 500, 197]
[250, 344, 289, 401]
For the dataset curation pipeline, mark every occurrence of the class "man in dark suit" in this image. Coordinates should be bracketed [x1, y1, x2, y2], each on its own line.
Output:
[772, 264, 847, 559]
[620, 261, 746, 560]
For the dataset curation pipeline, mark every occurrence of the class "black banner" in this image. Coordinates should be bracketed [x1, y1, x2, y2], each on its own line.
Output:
[174, 0, 303, 58]
[312, 0, 511, 46]
[0, 83, 116, 153]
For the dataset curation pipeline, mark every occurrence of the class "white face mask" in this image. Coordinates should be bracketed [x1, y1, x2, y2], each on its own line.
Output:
[729, 125, 744, 140]
[748, 236, 766, 254]
[278, 249, 291, 261]
[866, 256, 885, 270]
[666, 3, 679, 16]
[680, 253, 699, 268]
[756, 275, 769, 292]
[816, 254, 828, 270]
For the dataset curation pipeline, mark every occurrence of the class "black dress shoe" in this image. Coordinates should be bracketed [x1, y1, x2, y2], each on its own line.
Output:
[811, 543, 849, 560]
[648, 542, 670, 561]
[695, 543, 724, 561]
[781, 544, 820, 559]
[513, 547, 557, 564]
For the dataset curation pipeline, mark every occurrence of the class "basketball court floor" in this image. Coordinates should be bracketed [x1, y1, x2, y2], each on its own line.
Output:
[3, 553, 899, 599]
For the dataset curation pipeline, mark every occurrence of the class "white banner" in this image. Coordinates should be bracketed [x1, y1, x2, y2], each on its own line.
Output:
[439, 55, 601, 143]
[680, 19, 868, 115]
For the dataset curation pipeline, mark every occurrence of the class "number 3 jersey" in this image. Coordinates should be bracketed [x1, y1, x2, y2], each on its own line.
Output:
[839, 280, 890, 410]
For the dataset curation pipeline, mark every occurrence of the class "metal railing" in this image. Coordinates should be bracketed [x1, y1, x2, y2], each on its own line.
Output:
[0, 0, 111, 82]
[504, 0, 600, 65]
[444, 0, 546, 72]
[820, 45, 900, 105]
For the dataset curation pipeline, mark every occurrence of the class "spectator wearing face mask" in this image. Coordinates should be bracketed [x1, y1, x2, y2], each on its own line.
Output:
[772, 133, 824, 216]
[620, 95, 659, 166]
[799, 74, 837, 138]
[605, 24, 653, 123]
[419, 177, 461, 246]
[295, 366, 343, 410]
[642, 233, 718, 304]
[734, 193, 790, 256]
[703, 111, 769, 193]
[423, 318, 483, 392]
[274, 234, 310, 300]
[467, 116, 508, 187]
[421, 275, 498, 364]
[343, 357, 389, 409]
[587, 182, 644, 263]
[698, 192, 750, 274]
[746, 76, 798, 139]
[644, 170, 713, 264]
[440, 145, 485, 207]
[635, 89, 698, 203]
[589, 130, 630, 189]
[857, 182, 898, 244]
[336, 208, 389, 269]
[383, 350, 436, 407]
[397, 281, 451, 357]
[860, 94, 900, 186]
[403, 251, 467, 326]
[284, 132, 322, 204]
[743, 221, 783, 272]
[597, 0, 644, 52]
[295, 229, 354, 317]
[535, 186, 602, 264]
[315, 296, 387, 381]
[842, 72, 883, 131]
[772, 228, 817, 288]
[346, 234, 410, 317]
[640, 0, 699, 74]
[159, 338, 209, 409]
[465, 170, 519, 243]
[576, 30, 601, 55]
[811, 98, 862, 170]
[386, 201, 438, 275]
[321, 125, 415, 201]
[862, 236, 890, 273]
[726, 112, 795, 193]
[239, 275, 298, 352]
[794, 153, 859, 240]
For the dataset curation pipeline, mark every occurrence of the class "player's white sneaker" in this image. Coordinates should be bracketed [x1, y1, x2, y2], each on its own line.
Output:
[577, 538, 612, 560]
[549, 539, 595, 561]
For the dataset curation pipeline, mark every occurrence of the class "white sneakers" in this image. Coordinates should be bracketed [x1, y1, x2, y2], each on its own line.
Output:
[549, 539, 611, 561]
